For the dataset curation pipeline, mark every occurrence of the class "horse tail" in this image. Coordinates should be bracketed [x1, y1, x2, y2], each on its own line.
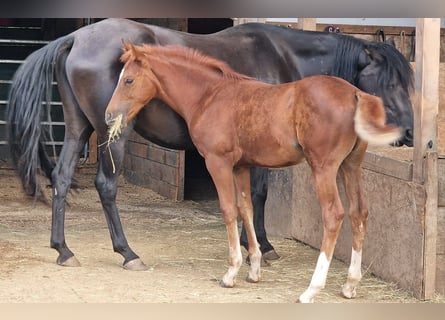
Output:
[7, 34, 75, 198]
[353, 91, 402, 145]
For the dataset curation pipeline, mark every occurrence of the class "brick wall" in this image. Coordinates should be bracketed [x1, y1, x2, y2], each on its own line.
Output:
[124, 131, 185, 200]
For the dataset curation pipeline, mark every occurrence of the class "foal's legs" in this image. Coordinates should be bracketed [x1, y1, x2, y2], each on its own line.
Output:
[204, 156, 244, 287]
[233, 167, 262, 282]
[339, 142, 368, 299]
[299, 166, 345, 303]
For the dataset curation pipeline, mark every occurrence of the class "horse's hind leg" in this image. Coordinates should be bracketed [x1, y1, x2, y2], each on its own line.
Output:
[339, 141, 368, 299]
[51, 122, 92, 267]
[234, 167, 262, 283]
[95, 133, 147, 271]
[298, 166, 345, 303]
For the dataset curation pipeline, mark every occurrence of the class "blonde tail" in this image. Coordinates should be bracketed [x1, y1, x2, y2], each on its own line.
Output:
[354, 92, 401, 146]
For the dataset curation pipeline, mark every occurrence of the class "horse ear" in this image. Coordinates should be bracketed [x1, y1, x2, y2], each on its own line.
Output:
[122, 39, 130, 51]
[121, 40, 143, 61]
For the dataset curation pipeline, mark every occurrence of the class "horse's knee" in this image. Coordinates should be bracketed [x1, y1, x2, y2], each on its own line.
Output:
[51, 171, 72, 198]
[323, 209, 345, 234]
[94, 172, 117, 200]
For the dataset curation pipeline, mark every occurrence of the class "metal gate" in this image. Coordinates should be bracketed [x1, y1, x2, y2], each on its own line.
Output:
[0, 19, 91, 164]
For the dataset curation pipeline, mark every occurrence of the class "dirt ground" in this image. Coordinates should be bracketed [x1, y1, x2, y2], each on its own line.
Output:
[0, 164, 443, 303]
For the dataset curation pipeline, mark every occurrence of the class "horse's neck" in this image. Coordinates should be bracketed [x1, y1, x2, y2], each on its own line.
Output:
[151, 58, 223, 123]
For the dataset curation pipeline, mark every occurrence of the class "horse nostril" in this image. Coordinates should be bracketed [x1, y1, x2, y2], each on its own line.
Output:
[405, 128, 413, 140]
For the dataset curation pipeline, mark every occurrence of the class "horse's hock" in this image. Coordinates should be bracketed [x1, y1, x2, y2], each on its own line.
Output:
[266, 61, 445, 299]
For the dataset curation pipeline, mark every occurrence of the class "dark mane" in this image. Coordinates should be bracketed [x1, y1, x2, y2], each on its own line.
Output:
[330, 34, 367, 83]
[123, 44, 253, 81]
[331, 35, 414, 92]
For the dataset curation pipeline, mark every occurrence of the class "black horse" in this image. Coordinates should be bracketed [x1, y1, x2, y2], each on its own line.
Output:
[7, 18, 414, 270]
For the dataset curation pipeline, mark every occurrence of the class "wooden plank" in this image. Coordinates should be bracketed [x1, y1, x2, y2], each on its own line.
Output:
[437, 207, 445, 295]
[440, 159, 445, 206]
[438, 207, 445, 255]
[423, 151, 438, 299]
[413, 18, 440, 300]
[436, 253, 445, 296]
[232, 18, 266, 26]
[363, 151, 412, 181]
[413, 19, 440, 182]
[297, 18, 317, 31]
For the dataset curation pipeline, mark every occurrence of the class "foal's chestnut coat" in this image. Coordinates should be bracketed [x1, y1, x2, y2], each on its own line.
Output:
[105, 43, 401, 303]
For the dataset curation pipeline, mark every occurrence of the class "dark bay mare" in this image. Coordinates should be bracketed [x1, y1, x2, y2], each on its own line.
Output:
[7, 18, 414, 271]
[105, 43, 401, 302]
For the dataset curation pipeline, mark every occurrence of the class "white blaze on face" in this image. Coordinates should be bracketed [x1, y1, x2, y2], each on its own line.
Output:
[119, 67, 125, 83]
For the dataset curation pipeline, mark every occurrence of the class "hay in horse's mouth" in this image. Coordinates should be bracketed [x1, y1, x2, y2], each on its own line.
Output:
[107, 114, 123, 145]
[105, 114, 123, 174]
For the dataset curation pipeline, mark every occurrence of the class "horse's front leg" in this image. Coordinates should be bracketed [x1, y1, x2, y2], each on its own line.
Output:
[96, 134, 147, 271]
[205, 156, 243, 287]
[298, 166, 345, 303]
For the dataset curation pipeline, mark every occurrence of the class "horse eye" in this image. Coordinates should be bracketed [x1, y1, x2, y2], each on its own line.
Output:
[124, 78, 134, 85]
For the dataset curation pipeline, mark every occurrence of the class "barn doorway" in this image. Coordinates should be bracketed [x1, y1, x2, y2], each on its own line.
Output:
[183, 18, 233, 200]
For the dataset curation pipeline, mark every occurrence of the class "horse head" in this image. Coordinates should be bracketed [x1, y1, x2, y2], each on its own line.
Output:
[106, 40, 160, 138]
[355, 42, 414, 147]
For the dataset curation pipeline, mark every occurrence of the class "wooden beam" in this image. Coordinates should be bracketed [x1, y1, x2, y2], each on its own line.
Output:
[413, 18, 440, 300]
[232, 18, 266, 26]
[413, 18, 440, 181]
[297, 18, 317, 31]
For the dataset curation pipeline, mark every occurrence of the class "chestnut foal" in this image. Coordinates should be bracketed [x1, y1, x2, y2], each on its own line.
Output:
[105, 43, 400, 302]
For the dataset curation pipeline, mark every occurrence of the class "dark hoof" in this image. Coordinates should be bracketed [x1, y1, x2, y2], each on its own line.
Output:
[245, 256, 270, 267]
[245, 276, 259, 283]
[219, 280, 234, 288]
[262, 249, 280, 261]
[123, 258, 148, 271]
[57, 255, 81, 267]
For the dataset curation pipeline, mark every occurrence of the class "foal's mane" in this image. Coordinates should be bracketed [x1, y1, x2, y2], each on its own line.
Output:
[121, 44, 253, 81]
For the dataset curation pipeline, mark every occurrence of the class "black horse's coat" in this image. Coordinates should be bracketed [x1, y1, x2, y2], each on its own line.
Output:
[7, 18, 414, 267]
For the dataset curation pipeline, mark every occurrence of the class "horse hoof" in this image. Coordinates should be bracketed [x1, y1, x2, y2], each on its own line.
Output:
[341, 286, 357, 299]
[123, 258, 148, 271]
[245, 275, 259, 283]
[58, 256, 81, 267]
[262, 249, 280, 261]
[219, 280, 235, 288]
[296, 297, 314, 303]
[246, 256, 270, 267]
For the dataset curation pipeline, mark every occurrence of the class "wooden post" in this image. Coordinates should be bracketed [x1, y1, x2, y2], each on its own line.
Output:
[232, 18, 266, 26]
[297, 18, 317, 31]
[413, 18, 440, 299]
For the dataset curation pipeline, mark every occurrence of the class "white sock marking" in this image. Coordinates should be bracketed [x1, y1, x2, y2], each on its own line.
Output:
[299, 252, 331, 303]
